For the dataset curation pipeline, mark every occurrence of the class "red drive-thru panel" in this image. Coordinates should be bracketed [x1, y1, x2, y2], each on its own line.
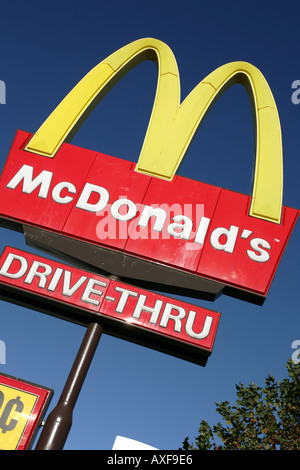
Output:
[0, 246, 220, 366]
[0, 130, 298, 304]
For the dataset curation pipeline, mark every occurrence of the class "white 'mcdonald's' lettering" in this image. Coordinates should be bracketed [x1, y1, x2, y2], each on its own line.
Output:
[247, 238, 271, 263]
[6, 164, 271, 262]
[6, 164, 53, 198]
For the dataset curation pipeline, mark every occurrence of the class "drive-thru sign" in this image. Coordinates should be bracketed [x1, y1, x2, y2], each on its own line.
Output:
[0, 246, 220, 366]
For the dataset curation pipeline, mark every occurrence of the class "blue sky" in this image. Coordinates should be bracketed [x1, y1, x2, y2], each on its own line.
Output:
[0, 0, 299, 450]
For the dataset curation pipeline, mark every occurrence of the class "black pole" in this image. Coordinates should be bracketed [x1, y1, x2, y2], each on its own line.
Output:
[35, 322, 103, 450]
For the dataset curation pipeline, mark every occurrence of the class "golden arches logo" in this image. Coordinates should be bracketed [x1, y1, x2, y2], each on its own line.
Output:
[25, 38, 283, 223]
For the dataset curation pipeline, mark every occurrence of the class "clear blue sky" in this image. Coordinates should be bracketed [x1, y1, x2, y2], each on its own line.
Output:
[0, 0, 299, 450]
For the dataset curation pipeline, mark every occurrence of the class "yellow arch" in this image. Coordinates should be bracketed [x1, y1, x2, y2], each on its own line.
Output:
[25, 38, 283, 223]
[26, 38, 180, 166]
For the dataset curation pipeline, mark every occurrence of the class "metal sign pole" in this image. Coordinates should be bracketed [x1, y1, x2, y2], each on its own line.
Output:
[35, 322, 103, 450]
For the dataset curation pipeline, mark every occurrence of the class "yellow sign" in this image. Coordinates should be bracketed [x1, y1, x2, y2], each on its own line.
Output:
[0, 384, 37, 450]
[26, 38, 282, 223]
[0, 374, 52, 450]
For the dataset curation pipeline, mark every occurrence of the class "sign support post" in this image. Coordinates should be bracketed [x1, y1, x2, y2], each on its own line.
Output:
[35, 322, 103, 450]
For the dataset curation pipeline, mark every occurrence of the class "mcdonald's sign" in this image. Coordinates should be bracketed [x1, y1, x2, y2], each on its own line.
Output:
[0, 38, 298, 304]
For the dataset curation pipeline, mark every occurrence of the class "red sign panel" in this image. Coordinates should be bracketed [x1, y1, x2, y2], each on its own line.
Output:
[0, 130, 298, 304]
[0, 373, 52, 450]
[0, 246, 220, 366]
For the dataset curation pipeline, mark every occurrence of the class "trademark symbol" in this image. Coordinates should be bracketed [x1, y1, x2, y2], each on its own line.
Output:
[274, 238, 280, 242]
